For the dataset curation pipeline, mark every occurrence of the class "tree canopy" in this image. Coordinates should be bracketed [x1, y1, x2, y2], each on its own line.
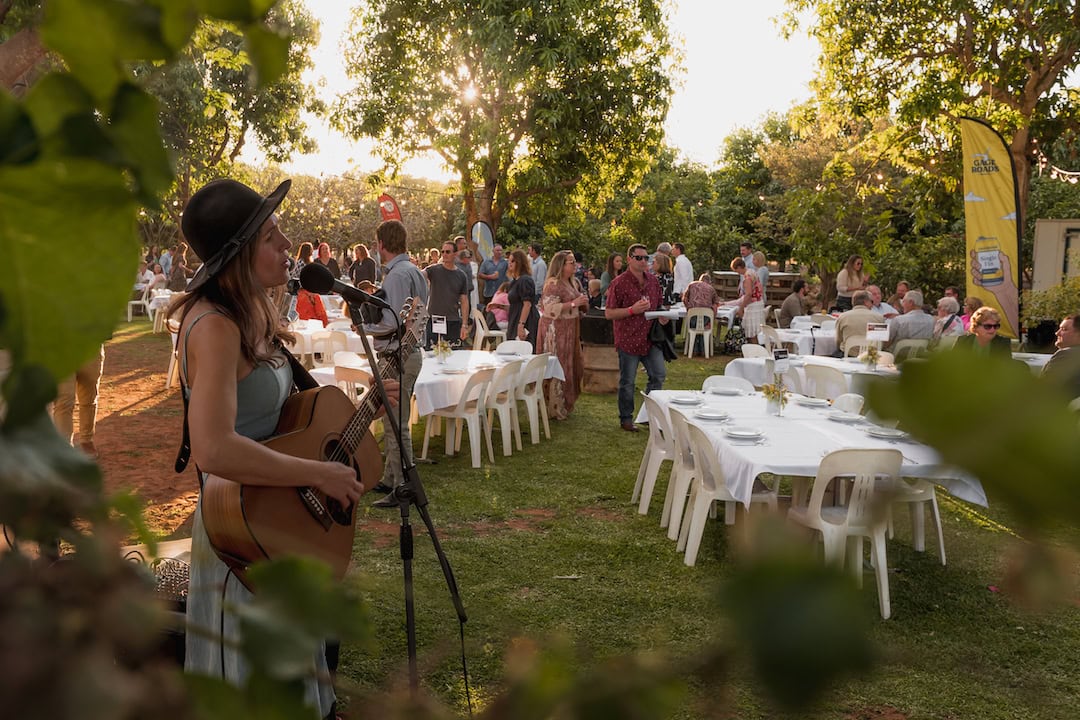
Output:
[785, 0, 1080, 225]
[333, 0, 676, 239]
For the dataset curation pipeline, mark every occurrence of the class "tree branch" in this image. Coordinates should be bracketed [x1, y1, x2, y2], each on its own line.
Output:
[0, 26, 46, 92]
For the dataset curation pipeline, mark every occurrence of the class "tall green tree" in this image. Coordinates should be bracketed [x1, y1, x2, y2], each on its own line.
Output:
[785, 0, 1080, 227]
[333, 0, 676, 237]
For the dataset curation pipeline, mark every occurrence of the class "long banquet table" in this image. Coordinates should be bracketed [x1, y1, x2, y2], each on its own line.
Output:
[725, 355, 900, 393]
[646, 389, 988, 509]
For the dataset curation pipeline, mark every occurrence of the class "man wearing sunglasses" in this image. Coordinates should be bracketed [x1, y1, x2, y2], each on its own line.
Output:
[605, 243, 668, 432]
[1042, 313, 1080, 397]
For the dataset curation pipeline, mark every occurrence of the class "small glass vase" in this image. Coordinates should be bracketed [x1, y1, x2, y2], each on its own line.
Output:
[767, 397, 783, 416]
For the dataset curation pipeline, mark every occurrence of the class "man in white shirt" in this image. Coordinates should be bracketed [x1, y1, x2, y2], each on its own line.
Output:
[867, 284, 897, 318]
[887, 290, 934, 350]
[672, 242, 694, 302]
[528, 243, 547, 299]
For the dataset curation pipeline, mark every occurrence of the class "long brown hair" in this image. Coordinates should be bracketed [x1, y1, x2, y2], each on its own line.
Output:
[507, 248, 531, 278]
[545, 250, 575, 291]
[168, 234, 293, 368]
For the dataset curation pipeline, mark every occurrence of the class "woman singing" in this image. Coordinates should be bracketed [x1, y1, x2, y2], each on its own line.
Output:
[170, 179, 364, 718]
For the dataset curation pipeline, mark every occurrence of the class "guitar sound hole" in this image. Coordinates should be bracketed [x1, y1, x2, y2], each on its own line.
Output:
[327, 498, 353, 525]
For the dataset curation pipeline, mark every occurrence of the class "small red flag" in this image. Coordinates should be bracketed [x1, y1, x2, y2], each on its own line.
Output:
[378, 193, 402, 222]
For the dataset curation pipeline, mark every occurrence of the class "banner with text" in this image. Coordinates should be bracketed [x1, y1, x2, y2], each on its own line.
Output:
[960, 117, 1021, 338]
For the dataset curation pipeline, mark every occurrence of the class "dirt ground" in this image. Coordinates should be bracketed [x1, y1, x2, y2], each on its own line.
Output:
[91, 325, 199, 538]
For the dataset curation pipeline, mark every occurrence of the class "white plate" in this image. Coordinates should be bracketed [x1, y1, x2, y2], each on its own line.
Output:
[866, 426, 907, 440]
[694, 409, 729, 421]
[795, 396, 829, 407]
[472, 363, 497, 370]
[708, 387, 743, 396]
[827, 411, 862, 423]
[670, 395, 703, 405]
[724, 425, 763, 439]
[439, 368, 469, 375]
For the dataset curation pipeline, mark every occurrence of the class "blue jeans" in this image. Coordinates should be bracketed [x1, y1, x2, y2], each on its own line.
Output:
[617, 345, 667, 423]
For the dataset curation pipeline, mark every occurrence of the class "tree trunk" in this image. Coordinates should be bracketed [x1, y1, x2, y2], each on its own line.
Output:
[1009, 128, 1031, 231]
[0, 27, 47, 93]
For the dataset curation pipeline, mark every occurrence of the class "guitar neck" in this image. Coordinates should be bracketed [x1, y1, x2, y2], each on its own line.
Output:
[337, 300, 426, 455]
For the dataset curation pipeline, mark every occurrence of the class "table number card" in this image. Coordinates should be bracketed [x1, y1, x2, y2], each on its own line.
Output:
[431, 314, 448, 336]
[866, 322, 889, 343]
[772, 348, 790, 373]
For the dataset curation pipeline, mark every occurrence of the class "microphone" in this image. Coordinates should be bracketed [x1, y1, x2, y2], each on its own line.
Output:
[299, 263, 392, 310]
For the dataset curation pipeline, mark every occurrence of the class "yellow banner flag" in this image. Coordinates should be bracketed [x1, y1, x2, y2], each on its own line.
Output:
[960, 117, 1021, 338]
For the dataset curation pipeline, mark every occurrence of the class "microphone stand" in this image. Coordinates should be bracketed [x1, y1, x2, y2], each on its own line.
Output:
[347, 301, 468, 693]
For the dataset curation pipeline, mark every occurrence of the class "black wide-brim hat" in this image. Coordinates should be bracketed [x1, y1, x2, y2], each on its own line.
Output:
[181, 178, 291, 292]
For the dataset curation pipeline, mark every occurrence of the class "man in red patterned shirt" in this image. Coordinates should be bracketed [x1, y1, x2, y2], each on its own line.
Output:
[605, 243, 669, 432]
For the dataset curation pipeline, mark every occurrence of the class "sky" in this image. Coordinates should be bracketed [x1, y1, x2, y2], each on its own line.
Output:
[253, 0, 820, 181]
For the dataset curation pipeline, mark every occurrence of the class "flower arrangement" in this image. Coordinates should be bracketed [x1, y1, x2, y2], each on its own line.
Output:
[761, 373, 789, 414]
[433, 337, 453, 361]
[857, 343, 880, 367]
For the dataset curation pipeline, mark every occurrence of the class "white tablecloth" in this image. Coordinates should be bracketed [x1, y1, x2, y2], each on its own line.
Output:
[724, 355, 899, 394]
[413, 350, 564, 416]
[645, 304, 737, 327]
[646, 389, 987, 508]
[765, 328, 837, 356]
[1013, 352, 1052, 372]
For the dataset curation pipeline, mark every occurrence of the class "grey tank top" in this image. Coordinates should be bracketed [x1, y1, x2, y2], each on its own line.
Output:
[180, 310, 291, 440]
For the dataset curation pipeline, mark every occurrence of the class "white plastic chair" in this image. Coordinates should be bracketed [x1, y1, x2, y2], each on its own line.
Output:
[934, 335, 959, 351]
[334, 366, 372, 405]
[326, 318, 353, 331]
[495, 340, 532, 355]
[472, 308, 506, 350]
[787, 449, 902, 619]
[702, 375, 755, 394]
[420, 367, 495, 468]
[484, 359, 523, 456]
[893, 338, 930, 362]
[877, 351, 895, 366]
[165, 319, 181, 390]
[631, 394, 675, 515]
[803, 364, 847, 400]
[842, 334, 868, 357]
[683, 307, 714, 358]
[820, 319, 837, 334]
[663, 407, 709, 541]
[311, 330, 349, 368]
[740, 344, 770, 359]
[885, 478, 946, 565]
[679, 421, 779, 565]
[773, 307, 784, 327]
[832, 393, 864, 414]
[128, 285, 152, 322]
[151, 289, 176, 332]
[515, 353, 551, 444]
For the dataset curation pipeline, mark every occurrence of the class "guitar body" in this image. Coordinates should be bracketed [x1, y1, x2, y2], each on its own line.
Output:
[201, 385, 382, 586]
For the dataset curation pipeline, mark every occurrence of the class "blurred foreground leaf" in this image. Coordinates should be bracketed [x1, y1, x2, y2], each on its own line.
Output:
[867, 350, 1080, 528]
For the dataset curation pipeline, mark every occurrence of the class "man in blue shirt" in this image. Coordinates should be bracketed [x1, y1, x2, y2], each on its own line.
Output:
[478, 244, 508, 307]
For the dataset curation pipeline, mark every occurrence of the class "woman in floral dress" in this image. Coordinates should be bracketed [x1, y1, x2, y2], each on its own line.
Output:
[537, 250, 589, 419]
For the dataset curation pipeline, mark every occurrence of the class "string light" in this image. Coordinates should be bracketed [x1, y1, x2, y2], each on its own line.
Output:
[1032, 142, 1080, 183]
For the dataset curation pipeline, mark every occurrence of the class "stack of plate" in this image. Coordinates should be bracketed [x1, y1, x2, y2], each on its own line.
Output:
[795, 396, 829, 408]
[723, 425, 763, 440]
[865, 426, 907, 440]
[826, 410, 862, 423]
[694, 409, 729, 421]
[708, 387, 744, 396]
[671, 394, 703, 406]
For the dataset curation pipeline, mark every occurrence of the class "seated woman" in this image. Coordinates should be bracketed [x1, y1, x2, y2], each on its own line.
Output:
[295, 287, 329, 327]
[954, 306, 1011, 355]
[150, 263, 168, 290]
[722, 257, 762, 318]
[486, 282, 511, 329]
[587, 278, 603, 309]
[933, 296, 965, 339]
[683, 273, 720, 355]
[959, 295, 982, 331]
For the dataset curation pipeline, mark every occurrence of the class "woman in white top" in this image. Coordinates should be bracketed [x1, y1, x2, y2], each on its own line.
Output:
[835, 254, 867, 311]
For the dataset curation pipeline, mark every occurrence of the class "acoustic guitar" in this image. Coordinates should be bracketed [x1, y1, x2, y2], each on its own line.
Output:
[200, 299, 428, 587]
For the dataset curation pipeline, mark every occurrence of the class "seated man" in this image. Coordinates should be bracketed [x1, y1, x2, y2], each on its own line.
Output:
[1042, 313, 1080, 398]
[834, 289, 884, 356]
[867, 284, 897, 318]
[779, 278, 808, 328]
[887, 290, 934, 350]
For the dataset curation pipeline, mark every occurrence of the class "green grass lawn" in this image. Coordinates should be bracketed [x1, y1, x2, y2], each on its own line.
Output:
[335, 351, 1080, 718]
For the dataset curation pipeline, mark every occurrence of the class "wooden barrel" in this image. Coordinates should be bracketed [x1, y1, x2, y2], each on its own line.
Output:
[582, 343, 619, 394]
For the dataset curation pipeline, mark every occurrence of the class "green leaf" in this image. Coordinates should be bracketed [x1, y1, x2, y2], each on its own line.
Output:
[0, 93, 39, 166]
[40, 0, 172, 104]
[0, 408, 102, 547]
[244, 24, 289, 90]
[21, 73, 96, 138]
[0, 160, 140, 385]
[867, 350, 1080, 527]
[152, 0, 199, 51]
[196, 0, 256, 24]
[109, 83, 175, 204]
